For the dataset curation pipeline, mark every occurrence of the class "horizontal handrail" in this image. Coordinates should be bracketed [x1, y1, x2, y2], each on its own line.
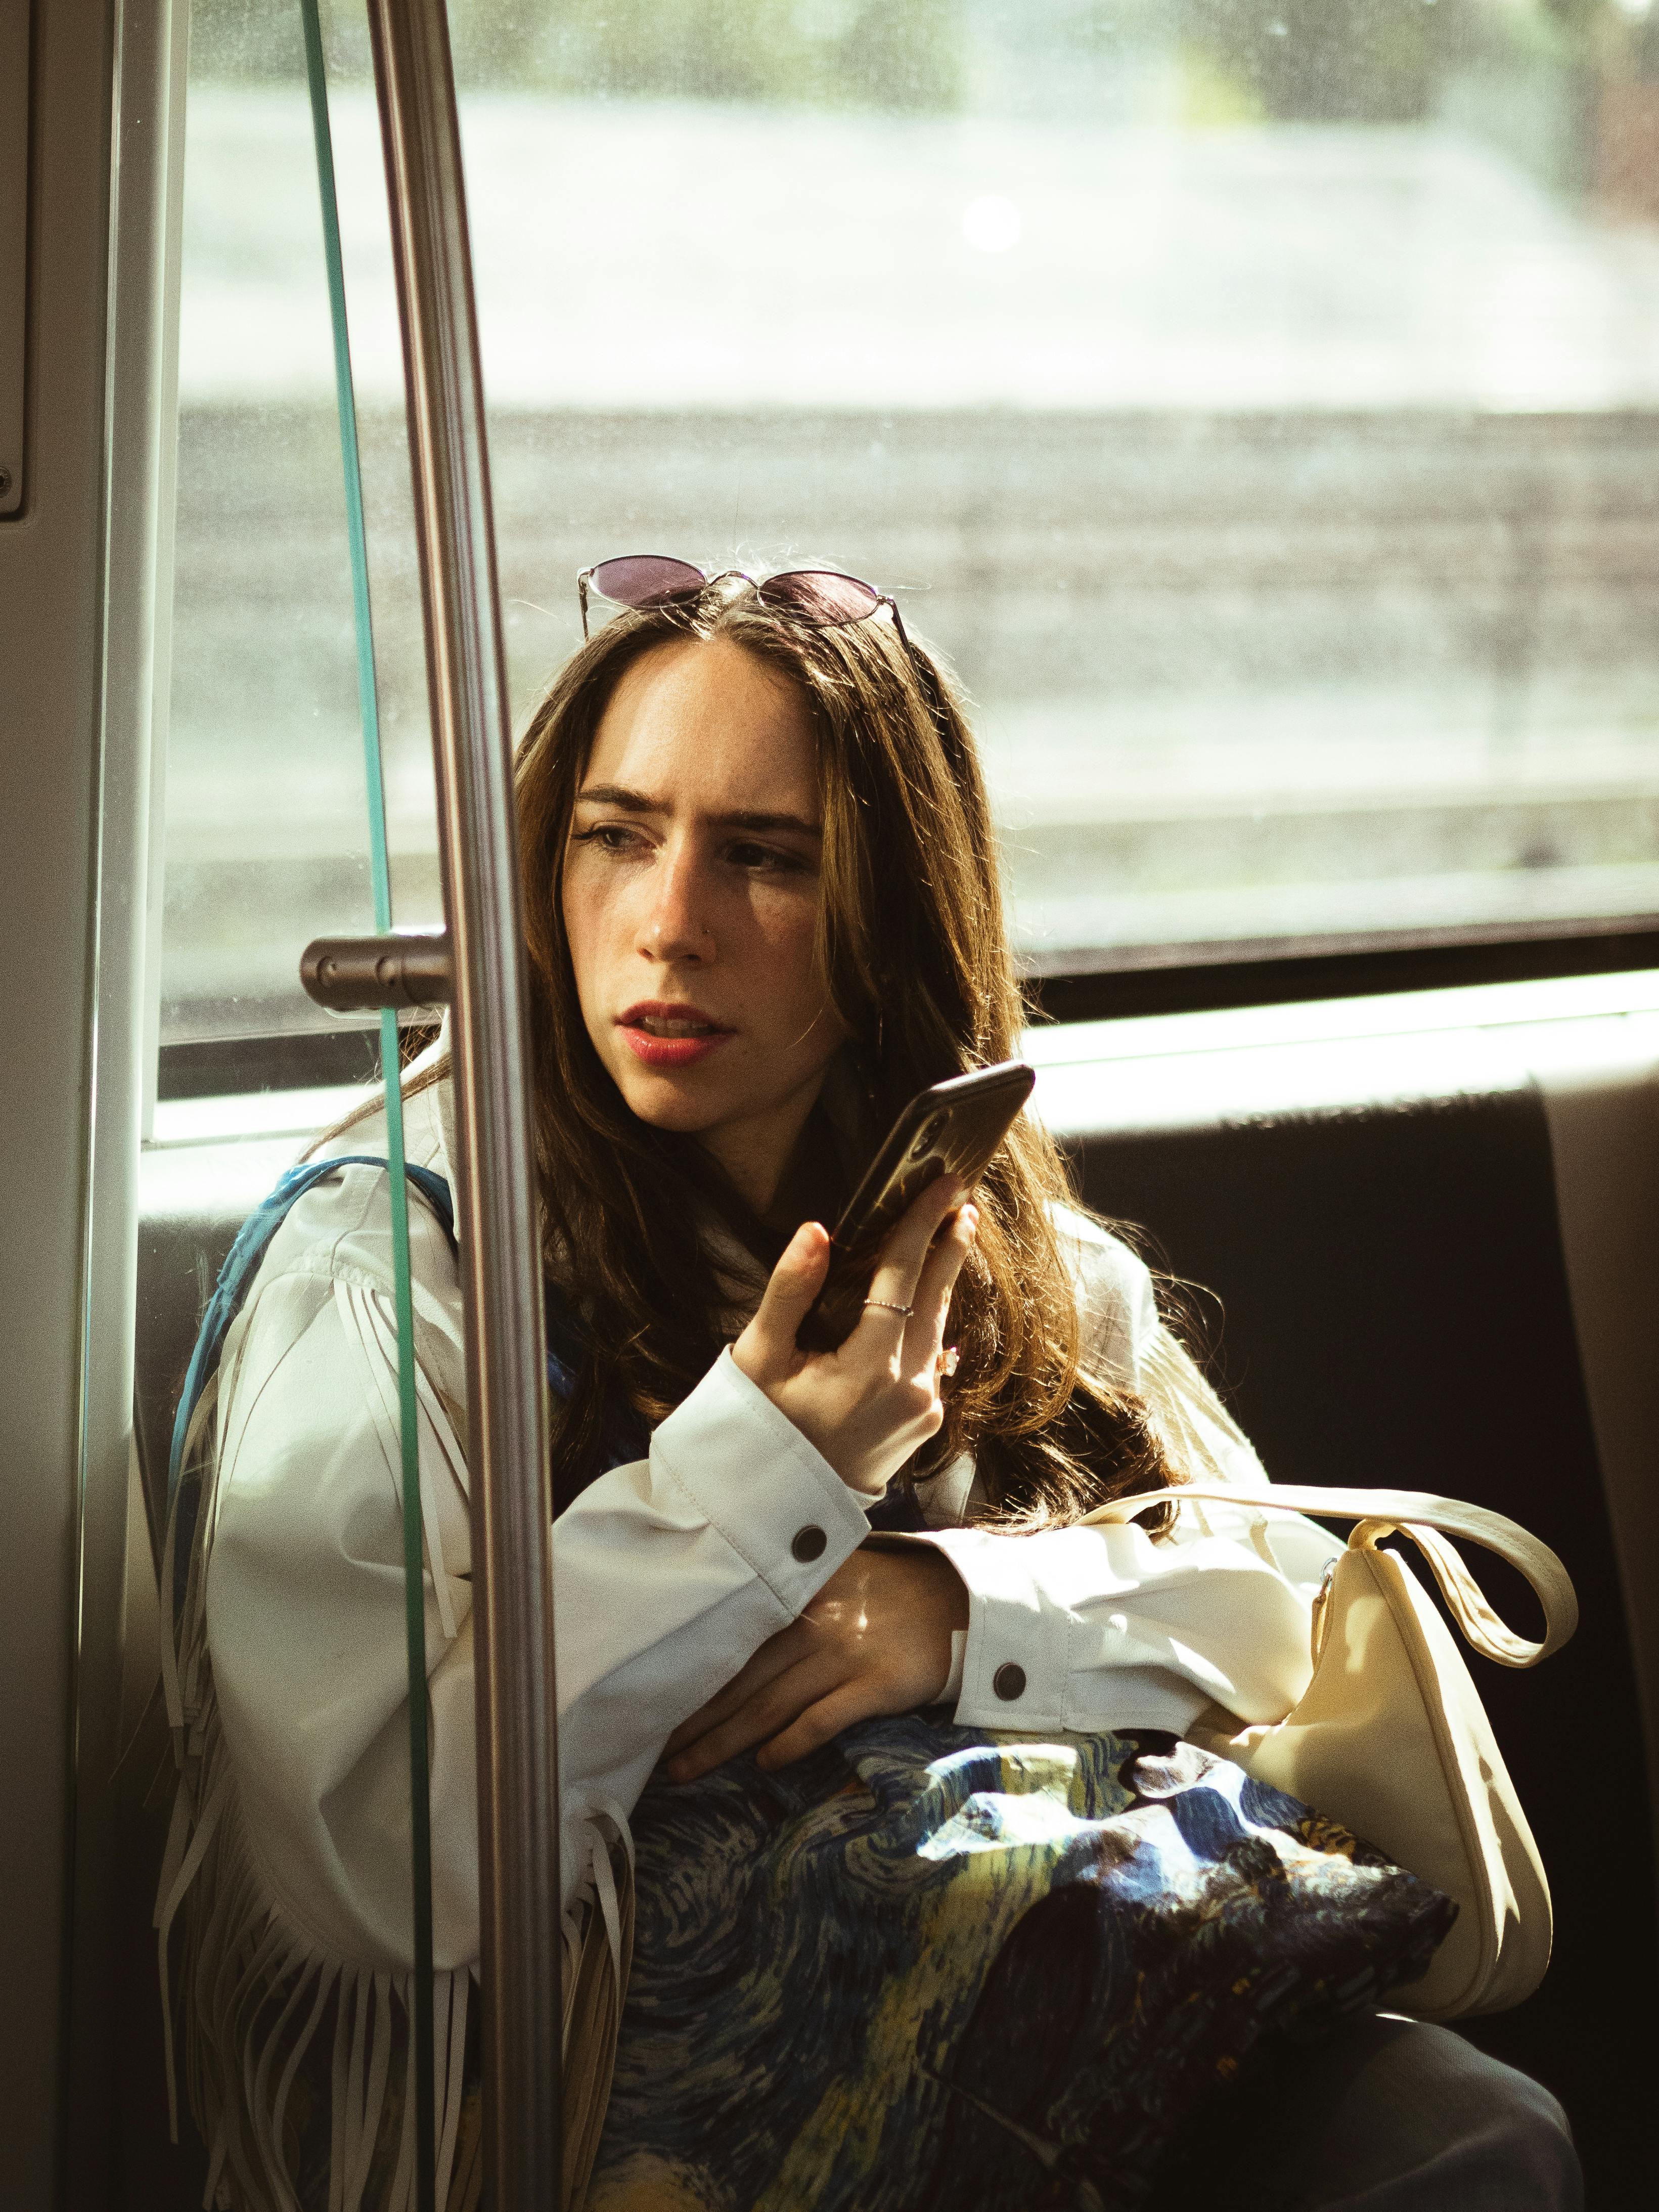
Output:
[300, 931, 453, 1012]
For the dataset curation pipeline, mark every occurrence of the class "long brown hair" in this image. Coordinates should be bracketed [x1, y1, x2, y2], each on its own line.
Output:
[510, 580, 1178, 1525]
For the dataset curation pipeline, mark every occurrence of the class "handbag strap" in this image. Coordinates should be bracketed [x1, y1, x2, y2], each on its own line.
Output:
[1082, 1481, 1578, 1667]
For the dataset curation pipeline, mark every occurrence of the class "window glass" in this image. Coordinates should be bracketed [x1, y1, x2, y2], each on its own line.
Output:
[163, 0, 1659, 1048]
[164, 0, 433, 1054]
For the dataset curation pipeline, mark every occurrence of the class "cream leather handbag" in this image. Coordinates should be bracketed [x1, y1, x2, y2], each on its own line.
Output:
[1084, 1482, 1578, 2021]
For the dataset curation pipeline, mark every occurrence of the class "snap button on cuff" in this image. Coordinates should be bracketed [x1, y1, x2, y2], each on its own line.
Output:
[993, 1663, 1026, 1702]
[791, 1525, 828, 1563]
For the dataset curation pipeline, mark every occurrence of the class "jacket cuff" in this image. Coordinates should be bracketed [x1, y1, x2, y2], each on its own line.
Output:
[650, 1348, 869, 1616]
[904, 1526, 1066, 1731]
[905, 1525, 1242, 1739]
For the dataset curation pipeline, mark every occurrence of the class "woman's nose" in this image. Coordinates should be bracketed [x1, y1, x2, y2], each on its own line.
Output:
[639, 848, 714, 965]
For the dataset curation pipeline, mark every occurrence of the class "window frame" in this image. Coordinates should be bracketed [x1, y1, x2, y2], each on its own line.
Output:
[1028, 912, 1659, 1026]
[154, 914, 1659, 1098]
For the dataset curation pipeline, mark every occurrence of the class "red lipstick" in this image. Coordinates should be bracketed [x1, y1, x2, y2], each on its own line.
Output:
[617, 1000, 735, 1070]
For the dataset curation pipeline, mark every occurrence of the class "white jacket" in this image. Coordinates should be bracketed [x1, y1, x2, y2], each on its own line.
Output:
[166, 1071, 1339, 2209]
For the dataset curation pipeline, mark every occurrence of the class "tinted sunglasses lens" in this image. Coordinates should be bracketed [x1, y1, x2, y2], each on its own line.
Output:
[590, 555, 706, 609]
[759, 570, 882, 627]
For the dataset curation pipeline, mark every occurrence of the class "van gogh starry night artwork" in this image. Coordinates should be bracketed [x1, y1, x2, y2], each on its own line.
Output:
[591, 1720, 1453, 2211]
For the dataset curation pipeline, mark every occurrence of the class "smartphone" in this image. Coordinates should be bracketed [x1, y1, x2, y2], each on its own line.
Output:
[796, 1059, 1037, 1352]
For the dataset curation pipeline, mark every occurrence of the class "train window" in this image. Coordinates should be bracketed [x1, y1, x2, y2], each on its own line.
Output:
[160, 0, 433, 1094]
[160, 0, 1659, 1088]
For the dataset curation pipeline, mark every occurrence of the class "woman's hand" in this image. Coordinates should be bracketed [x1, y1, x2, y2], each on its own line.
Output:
[732, 1176, 978, 1497]
[664, 1543, 969, 1781]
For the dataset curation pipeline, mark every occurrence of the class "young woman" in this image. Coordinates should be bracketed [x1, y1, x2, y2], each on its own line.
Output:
[166, 567, 1579, 2211]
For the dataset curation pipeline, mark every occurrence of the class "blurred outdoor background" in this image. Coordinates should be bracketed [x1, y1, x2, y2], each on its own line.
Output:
[164, 0, 1659, 1042]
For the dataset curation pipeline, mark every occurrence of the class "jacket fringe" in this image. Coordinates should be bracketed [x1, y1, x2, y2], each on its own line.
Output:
[157, 1372, 633, 2212]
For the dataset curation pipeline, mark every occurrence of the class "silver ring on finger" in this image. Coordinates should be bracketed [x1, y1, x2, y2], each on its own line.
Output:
[863, 1298, 914, 1318]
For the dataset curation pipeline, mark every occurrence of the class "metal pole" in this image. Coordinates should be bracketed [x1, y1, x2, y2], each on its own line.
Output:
[361, 7, 561, 2206]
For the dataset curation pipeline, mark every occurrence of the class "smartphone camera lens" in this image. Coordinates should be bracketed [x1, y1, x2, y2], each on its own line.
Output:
[913, 1112, 947, 1155]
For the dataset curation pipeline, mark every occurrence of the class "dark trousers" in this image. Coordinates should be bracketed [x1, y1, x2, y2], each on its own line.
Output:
[1155, 2014, 1582, 2211]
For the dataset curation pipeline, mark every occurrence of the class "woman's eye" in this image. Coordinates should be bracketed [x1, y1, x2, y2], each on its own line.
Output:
[572, 824, 812, 875]
[573, 822, 644, 856]
[725, 840, 809, 874]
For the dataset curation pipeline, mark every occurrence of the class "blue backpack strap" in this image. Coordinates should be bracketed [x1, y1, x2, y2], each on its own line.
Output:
[167, 1154, 457, 1506]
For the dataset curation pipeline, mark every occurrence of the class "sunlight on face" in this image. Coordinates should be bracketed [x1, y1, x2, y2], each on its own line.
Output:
[561, 637, 848, 1210]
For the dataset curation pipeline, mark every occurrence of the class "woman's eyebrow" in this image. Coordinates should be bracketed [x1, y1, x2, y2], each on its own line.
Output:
[575, 783, 821, 839]
[575, 781, 659, 812]
[710, 808, 822, 839]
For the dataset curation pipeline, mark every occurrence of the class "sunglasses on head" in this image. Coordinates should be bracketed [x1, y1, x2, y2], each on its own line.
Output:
[577, 555, 910, 646]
